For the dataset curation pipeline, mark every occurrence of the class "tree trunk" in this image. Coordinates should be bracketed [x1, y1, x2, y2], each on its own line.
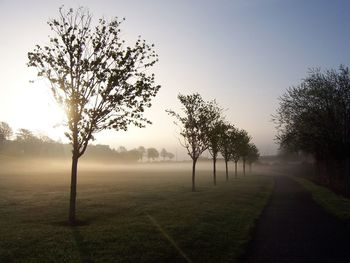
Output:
[235, 161, 238, 178]
[243, 158, 246, 176]
[249, 163, 252, 173]
[213, 157, 217, 186]
[69, 153, 79, 225]
[225, 160, 228, 181]
[192, 158, 197, 192]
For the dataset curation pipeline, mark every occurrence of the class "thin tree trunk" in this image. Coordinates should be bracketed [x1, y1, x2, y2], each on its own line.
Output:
[249, 163, 252, 173]
[225, 160, 228, 181]
[192, 158, 197, 192]
[235, 161, 238, 178]
[213, 156, 217, 186]
[69, 153, 79, 224]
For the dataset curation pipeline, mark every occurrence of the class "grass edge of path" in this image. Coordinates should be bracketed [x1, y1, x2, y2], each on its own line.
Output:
[291, 176, 350, 221]
[238, 175, 275, 262]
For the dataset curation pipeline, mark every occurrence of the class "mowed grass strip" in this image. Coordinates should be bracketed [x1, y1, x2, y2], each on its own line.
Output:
[0, 161, 273, 262]
[291, 176, 350, 221]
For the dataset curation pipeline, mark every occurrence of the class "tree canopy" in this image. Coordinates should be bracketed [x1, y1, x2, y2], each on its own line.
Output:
[274, 65, 350, 191]
[167, 93, 224, 191]
[27, 6, 160, 224]
[0, 122, 13, 141]
[147, 147, 159, 160]
[28, 7, 160, 159]
[274, 66, 350, 161]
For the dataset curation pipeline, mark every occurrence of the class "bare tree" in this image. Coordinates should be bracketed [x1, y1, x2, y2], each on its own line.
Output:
[167, 93, 220, 191]
[27, 7, 160, 224]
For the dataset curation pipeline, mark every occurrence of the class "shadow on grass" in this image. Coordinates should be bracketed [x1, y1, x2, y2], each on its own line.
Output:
[50, 220, 93, 262]
[51, 219, 90, 227]
[71, 226, 93, 263]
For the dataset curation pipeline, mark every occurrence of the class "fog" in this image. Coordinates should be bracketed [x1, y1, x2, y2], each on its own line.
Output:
[0, 156, 275, 188]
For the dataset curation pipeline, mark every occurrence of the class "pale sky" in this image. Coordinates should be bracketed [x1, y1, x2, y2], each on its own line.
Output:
[1, 0, 350, 158]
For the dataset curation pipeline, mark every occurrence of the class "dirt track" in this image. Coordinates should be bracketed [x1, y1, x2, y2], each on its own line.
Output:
[246, 175, 350, 263]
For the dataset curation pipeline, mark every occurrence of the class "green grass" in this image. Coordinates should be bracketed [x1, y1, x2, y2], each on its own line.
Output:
[0, 159, 273, 262]
[291, 176, 350, 221]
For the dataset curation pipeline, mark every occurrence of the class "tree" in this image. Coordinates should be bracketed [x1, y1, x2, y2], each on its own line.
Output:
[15, 128, 42, 155]
[207, 117, 225, 185]
[16, 128, 38, 142]
[246, 143, 259, 173]
[0, 122, 13, 140]
[219, 123, 236, 179]
[167, 152, 175, 160]
[274, 66, 350, 188]
[27, 7, 160, 224]
[117, 146, 127, 153]
[147, 147, 159, 161]
[137, 146, 146, 161]
[226, 127, 241, 179]
[167, 93, 220, 191]
[0, 122, 12, 149]
[38, 134, 56, 143]
[160, 148, 168, 161]
[237, 129, 251, 176]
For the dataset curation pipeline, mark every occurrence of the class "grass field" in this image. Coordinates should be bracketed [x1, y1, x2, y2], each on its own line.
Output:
[0, 158, 273, 262]
[291, 176, 350, 222]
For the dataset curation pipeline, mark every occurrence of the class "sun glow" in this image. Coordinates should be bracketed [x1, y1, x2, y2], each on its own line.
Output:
[13, 83, 67, 141]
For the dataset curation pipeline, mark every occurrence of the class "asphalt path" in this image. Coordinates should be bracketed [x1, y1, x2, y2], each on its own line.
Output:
[246, 175, 350, 263]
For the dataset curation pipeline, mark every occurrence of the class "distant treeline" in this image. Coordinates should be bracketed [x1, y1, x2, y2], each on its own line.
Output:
[0, 125, 174, 163]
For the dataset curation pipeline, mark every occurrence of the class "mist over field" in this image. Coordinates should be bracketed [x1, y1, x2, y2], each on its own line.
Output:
[0, 156, 264, 186]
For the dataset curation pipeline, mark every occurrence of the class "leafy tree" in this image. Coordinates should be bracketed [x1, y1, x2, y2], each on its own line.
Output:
[236, 129, 251, 176]
[227, 128, 241, 178]
[274, 66, 350, 187]
[160, 148, 168, 160]
[0, 122, 12, 149]
[228, 129, 250, 177]
[137, 146, 146, 161]
[16, 128, 38, 142]
[147, 147, 159, 161]
[38, 134, 56, 143]
[167, 93, 220, 191]
[246, 143, 259, 173]
[167, 152, 175, 160]
[117, 146, 127, 153]
[0, 121, 13, 140]
[15, 128, 42, 155]
[123, 149, 140, 162]
[27, 7, 160, 224]
[219, 123, 237, 179]
[207, 117, 225, 185]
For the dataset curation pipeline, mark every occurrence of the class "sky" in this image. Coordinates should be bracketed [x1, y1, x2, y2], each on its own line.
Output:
[1, 0, 350, 159]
